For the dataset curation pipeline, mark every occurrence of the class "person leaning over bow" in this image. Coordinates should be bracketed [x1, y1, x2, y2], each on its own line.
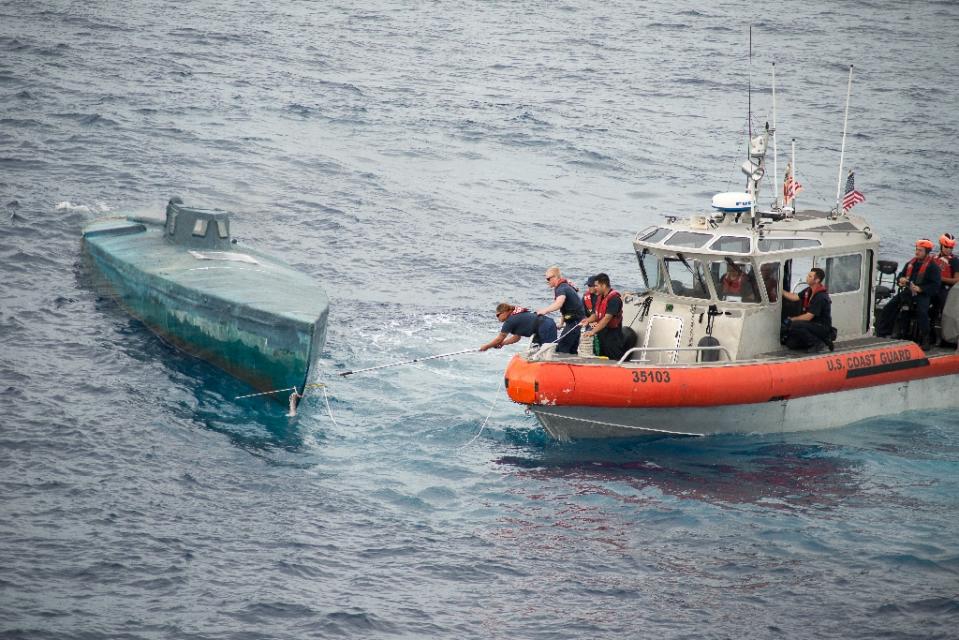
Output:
[579, 273, 626, 360]
[535, 266, 586, 354]
[781, 267, 835, 352]
[876, 238, 941, 348]
[479, 303, 557, 352]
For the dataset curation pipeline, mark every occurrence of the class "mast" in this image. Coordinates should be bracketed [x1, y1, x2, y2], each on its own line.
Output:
[834, 64, 854, 215]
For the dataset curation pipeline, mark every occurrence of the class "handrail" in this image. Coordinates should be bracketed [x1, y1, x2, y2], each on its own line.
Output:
[616, 345, 732, 364]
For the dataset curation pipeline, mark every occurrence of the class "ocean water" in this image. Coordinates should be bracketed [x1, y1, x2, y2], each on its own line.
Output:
[2, 1, 959, 638]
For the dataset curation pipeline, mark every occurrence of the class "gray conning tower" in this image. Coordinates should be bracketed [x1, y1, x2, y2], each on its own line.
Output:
[164, 196, 232, 249]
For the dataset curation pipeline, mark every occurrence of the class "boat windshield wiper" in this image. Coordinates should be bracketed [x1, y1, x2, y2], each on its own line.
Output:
[676, 252, 709, 295]
[638, 248, 650, 288]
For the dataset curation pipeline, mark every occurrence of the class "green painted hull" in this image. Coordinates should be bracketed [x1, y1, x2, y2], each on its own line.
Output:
[82, 217, 329, 400]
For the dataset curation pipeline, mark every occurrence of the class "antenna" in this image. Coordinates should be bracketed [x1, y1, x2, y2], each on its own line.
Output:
[834, 65, 854, 215]
[747, 25, 753, 167]
[771, 62, 779, 209]
[791, 138, 797, 210]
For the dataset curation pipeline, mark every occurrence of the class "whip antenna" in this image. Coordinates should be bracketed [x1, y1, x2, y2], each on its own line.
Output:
[834, 64, 855, 215]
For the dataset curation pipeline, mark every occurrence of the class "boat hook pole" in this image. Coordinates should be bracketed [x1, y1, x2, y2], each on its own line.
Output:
[339, 348, 479, 377]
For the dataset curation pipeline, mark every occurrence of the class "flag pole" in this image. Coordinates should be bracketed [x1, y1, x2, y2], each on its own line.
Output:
[772, 62, 779, 209]
[835, 64, 854, 215]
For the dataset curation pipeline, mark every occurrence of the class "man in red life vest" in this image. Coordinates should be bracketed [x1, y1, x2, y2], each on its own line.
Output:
[876, 238, 942, 347]
[535, 266, 586, 354]
[781, 268, 834, 352]
[579, 273, 626, 360]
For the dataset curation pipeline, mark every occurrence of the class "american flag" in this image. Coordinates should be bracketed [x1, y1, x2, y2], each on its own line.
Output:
[842, 171, 865, 211]
[783, 164, 803, 204]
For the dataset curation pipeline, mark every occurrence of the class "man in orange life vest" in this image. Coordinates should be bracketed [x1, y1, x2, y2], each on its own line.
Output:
[876, 238, 942, 346]
[579, 273, 627, 360]
[932, 233, 959, 320]
[781, 268, 834, 352]
[535, 266, 586, 354]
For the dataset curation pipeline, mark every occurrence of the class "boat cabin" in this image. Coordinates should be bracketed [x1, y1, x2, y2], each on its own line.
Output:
[164, 196, 232, 250]
[621, 207, 880, 364]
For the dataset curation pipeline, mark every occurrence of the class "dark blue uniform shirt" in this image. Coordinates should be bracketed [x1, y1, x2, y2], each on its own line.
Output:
[554, 282, 585, 322]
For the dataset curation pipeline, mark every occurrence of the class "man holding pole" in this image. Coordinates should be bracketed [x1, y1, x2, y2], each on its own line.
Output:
[535, 266, 585, 354]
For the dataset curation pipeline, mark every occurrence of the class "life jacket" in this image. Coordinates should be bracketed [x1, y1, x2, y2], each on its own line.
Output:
[801, 283, 828, 312]
[554, 278, 579, 293]
[903, 256, 934, 284]
[583, 292, 595, 313]
[722, 271, 743, 294]
[934, 253, 954, 280]
[595, 289, 622, 329]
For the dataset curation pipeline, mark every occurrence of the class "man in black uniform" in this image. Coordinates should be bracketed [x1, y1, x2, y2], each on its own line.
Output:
[479, 303, 557, 352]
[579, 273, 626, 360]
[535, 266, 586, 354]
[781, 268, 834, 352]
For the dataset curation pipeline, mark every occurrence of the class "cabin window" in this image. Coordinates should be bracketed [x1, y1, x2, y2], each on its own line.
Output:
[664, 231, 712, 248]
[192, 219, 209, 237]
[663, 256, 710, 299]
[640, 227, 671, 243]
[710, 235, 751, 253]
[709, 259, 760, 302]
[785, 256, 815, 293]
[636, 250, 668, 293]
[823, 253, 862, 294]
[760, 262, 781, 303]
[216, 220, 229, 239]
[758, 238, 821, 251]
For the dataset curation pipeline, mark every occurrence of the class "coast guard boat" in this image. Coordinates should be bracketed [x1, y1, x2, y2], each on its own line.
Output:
[82, 197, 329, 400]
[504, 108, 959, 440]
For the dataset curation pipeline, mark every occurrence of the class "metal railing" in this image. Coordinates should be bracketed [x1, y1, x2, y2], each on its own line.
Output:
[616, 345, 733, 364]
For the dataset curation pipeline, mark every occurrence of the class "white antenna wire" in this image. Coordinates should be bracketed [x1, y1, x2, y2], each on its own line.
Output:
[791, 138, 797, 210]
[835, 65, 854, 213]
[772, 63, 779, 208]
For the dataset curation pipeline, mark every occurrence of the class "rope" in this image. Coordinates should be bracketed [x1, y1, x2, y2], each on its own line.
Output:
[235, 386, 298, 400]
[532, 409, 705, 437]
[321, 385, 339, 428]
[458, 378, 502, 448]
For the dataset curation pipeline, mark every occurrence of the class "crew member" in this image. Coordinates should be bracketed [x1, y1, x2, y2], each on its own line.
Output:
[876, 239, 941, 347]
[781, 268, 834, 352]
[932, 233, 959, 322]
[579, 273, 626, 360]
[578, 275, 599, 356]
[479, 303, 557, 352]
[536, 266, 586, 354]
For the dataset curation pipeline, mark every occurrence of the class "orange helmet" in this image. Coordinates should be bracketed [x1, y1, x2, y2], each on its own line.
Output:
[916, 238, 934, 251]
[940, 233, 956, 249]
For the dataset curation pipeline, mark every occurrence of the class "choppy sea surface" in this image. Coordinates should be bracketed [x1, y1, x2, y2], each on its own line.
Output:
[2, 1, 959, 638]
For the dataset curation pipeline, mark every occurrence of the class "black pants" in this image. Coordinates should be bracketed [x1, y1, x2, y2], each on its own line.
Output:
[598, 327, 626, 360]
[876, 291, 931, 338]
[555, 323, 581, 354]
[784, 320, 831, 350]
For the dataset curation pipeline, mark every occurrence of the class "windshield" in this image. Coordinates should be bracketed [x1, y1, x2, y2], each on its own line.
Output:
[636, 249, 668, 292]
[663, 255, 710, 299]
[709, 258, 761, 303]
